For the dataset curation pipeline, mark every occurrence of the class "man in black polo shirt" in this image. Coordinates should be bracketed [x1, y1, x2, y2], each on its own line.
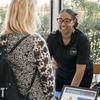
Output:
[46, 8, 93, 93]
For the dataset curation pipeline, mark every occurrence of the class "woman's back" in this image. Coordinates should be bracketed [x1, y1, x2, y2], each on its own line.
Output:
[0, 33, 54, 100]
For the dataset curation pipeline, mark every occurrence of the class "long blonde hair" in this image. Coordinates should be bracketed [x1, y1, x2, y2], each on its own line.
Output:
[4, 0, 40, 34]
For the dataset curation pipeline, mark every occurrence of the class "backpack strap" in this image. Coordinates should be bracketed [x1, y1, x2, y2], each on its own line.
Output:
[26, 67, 38, 99]
[9, 35, 29, 53]
[30, 67, 38, 87]
[0, 45, 5, 55]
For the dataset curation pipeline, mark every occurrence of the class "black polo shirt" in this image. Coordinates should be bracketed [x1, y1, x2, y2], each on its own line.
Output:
[46, 29, 93, 84]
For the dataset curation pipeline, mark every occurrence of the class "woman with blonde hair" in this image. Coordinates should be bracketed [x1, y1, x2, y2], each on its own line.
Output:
[0, 0, 54, 100]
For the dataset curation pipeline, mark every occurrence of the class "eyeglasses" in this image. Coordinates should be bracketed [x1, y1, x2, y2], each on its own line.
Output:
[56, 18, 72, 24]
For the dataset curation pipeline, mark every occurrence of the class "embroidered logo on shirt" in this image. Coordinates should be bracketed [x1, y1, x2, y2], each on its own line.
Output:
[70, 48, 77, 56]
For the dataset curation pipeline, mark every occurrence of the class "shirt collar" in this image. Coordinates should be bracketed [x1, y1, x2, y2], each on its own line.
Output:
[56, 29, 77, 46]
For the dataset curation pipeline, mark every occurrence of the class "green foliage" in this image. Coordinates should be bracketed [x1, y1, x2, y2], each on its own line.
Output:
[44, 3, 49, 12]
[63, 0, 100, 63]
[37, 4, 50, 40]
[0, 8, 6, 32]
[37, 14, 49, 40]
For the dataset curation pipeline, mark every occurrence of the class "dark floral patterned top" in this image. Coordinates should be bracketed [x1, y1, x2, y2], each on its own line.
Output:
[0, 33, 54, 100]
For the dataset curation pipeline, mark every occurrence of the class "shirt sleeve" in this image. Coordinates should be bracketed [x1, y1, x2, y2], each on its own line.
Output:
[46, 33, 53, 58]
[76, 39, 90, 64]
[33, 38, 54, 100]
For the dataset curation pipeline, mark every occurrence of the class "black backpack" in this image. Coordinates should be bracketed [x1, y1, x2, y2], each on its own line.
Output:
[0, 35, 29, 100]
[92, 82, 100, 95]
